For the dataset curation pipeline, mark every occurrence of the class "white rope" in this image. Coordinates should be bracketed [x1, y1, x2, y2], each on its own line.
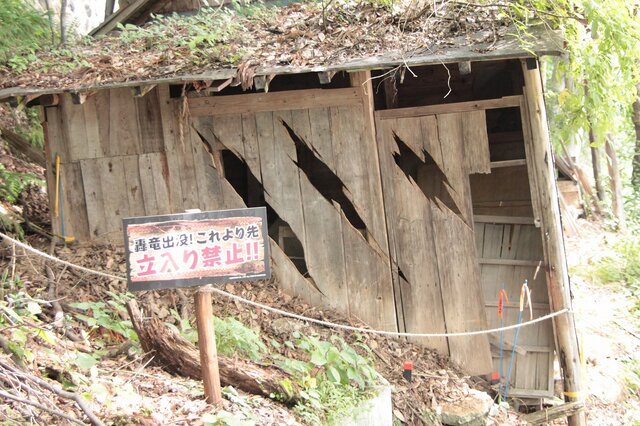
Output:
[1, 232, 569, 338]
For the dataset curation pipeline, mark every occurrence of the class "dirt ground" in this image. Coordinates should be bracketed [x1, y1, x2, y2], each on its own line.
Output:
[563, 219, 640, 425]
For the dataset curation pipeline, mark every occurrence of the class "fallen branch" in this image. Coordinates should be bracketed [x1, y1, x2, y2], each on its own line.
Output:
[0, 389, 84, 425]
[126, 299, 299, 402]
[521, 401, 584, 425]
[1, 360, 105, 426]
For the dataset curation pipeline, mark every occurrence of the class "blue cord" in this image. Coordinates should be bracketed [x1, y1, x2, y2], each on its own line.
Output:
[503, 308, 523, 400]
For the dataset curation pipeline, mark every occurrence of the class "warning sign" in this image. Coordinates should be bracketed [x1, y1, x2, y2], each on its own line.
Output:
[123, 208, 270, 291]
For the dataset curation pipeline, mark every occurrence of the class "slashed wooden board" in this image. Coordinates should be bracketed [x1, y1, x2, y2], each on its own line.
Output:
[375, 119, 448, 350]
[431, 200, 492, 374]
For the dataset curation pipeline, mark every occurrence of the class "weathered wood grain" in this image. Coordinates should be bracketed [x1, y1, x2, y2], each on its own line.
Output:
[97, 157, 130, 237]
[80, 158, 108, 238]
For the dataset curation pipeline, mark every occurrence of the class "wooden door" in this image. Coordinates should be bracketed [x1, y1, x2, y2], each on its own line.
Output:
[375, 109, 493, 375]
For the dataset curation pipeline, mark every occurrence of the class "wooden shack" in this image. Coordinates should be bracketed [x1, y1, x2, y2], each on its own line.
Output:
[0, 6, 583, 420]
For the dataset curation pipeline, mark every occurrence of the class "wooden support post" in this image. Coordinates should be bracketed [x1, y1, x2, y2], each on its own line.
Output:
[458, 61, 472, 75]
[521, 60, 585, 426]
[71, 91, 96, 105]
[132, 85, 157, 98]
[317, 71, 335, 85]
[194, 287, 223, 407]
[254, 75, 275, 93]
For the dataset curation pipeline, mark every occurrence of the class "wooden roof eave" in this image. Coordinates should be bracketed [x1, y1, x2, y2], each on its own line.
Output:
[0, 28, 564, 104]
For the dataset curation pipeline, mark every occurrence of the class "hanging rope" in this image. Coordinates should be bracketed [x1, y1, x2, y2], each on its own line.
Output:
[0, 232, 569, 339]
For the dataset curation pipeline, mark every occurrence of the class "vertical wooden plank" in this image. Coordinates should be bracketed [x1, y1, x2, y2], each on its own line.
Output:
[270, 110, 306, 246]
[80, 158, 107, 238]
[307, 108, 335, 167]
[83, 95, 103, 159]
[290, 109, 350, 313]
[123, 155, 146, 218]
[95, 90, 112, 157]
[59, 162, 90, 241]
[190, 118, 227, 211]
[520, 97, 543, 227]
[375, 118, 447, 348]
[341, 217, 397, 331]
[150, 152, 172, 214]
[431, 201, 493, 375]
[374, 119, 405, 333]
[330, 106, 389, 252]
[157, 85, 200, 210]
[98, 156, 130, 237]
[44, 106, 65, 237]
[241, 113, 262, 174]
[138, 153, 159, 215]
[435, 113, 474, 226]
[211, 114, 245, 158]
[60, 94, 89, 161]
[421, 115, 444, 169]
[135, 87, 165, 153]
[108, 87, 141, 156]
[462, 110, 491, 174]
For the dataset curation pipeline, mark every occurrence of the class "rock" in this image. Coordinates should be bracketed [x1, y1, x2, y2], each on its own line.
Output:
[439, 390, 493, 426]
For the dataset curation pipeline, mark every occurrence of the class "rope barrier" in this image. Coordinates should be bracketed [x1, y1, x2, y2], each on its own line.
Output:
[1, 232, 569, 339]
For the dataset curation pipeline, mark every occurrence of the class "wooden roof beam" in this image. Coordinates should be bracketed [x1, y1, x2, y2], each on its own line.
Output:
[206, 78, 232, 93]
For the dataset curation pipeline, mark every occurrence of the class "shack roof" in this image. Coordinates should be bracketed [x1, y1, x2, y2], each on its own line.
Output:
[0, 1, 563, 101]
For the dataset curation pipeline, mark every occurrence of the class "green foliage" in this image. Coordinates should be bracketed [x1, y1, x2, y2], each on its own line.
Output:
[508, 0, 640, 147]
[275, 333, 382, 425]
[167, 312, 267, 361]
[69, 291, 139, 345]
[0, 164, 43, 204]
[0, 0, 52, 65]
[0, 275, 56, 362]
[15, 107, 45, 149]
[213, 316, 267, 361]
[577, 235, 640, 312]
[114, 5, 266, 65]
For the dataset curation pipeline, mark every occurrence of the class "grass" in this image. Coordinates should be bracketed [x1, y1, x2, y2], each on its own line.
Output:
[574, 234, 640, 314]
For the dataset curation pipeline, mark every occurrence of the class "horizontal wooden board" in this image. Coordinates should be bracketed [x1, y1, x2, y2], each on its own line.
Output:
[188, 88, 363, 117]
[375, 96, 522, 120]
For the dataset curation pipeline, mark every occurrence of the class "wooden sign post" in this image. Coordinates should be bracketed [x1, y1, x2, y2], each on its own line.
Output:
[122, 207, 271, 407]
[195, 287, 223, 406]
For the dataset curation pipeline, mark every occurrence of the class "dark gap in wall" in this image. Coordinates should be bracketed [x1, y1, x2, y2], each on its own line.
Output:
[485, 107, 525, 162]
[219, 147, 309, 276]
[398, 267, 409, 284]
[373, 60, 524, 110]
[280, 120, 367, 231]
[392, 133, 463, 218]
[174, 72, 351, 98]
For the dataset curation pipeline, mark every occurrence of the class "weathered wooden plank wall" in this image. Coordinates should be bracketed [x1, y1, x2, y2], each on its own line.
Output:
[191, 89, 397, 331]
[43, 86, 221, 241]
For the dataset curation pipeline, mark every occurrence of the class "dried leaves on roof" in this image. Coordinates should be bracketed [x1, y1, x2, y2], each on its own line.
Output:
[0, 0, 513, 91]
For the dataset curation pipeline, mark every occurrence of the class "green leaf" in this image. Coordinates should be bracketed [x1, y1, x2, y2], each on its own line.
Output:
[310, 350, 327, 367]
[326, 366, 341, 383]
[26, 301, 42, 316]
[74, 353, 98, 370]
